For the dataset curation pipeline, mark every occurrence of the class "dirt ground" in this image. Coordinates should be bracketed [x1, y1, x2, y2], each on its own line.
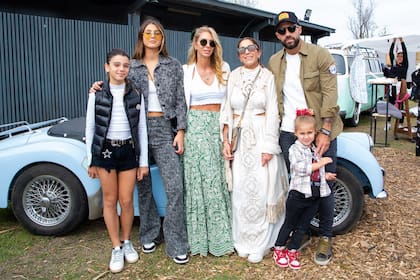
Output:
[0, 147, 419, 280]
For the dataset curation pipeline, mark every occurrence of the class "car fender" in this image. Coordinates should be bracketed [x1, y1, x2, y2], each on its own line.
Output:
[0, 135, 102, 219]
[337, 132, 385, 198]
[132, 164, 167, 217]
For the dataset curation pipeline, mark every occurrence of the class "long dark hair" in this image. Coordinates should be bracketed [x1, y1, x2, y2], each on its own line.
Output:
[132, 17, 169, 59]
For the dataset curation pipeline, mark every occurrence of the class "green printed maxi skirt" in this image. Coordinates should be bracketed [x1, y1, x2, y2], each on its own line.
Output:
[183, 110, 234, 256]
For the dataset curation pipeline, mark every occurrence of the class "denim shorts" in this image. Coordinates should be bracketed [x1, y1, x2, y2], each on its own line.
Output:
[91, 139, 138, 172]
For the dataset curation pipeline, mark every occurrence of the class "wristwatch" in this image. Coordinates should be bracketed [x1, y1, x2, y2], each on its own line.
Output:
[320, 127, 331, 136]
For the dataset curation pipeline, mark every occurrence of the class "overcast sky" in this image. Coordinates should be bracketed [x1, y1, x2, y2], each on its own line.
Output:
[256, 0, 420, 46]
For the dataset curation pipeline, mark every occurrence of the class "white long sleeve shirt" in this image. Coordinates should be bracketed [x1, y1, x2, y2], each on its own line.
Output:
[85, 83, 148, 167]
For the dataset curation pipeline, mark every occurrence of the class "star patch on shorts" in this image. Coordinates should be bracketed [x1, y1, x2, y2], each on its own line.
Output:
[102, 149, 112, 159]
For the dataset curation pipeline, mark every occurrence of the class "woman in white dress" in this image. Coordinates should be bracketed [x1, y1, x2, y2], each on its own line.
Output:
[220, 37, 289, 263]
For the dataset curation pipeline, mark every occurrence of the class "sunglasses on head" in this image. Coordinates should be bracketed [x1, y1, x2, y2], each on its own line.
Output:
[237, 44, 259, 54]
[276, 25, 298, 35]
[143, 30, 162, 39]
[199, 39, 216, 48]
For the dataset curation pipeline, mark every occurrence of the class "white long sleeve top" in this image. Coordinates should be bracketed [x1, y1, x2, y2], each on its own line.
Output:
[85, 83, 148, 167]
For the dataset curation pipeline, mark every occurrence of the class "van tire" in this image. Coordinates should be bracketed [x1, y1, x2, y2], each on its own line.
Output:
[346, 102, 361, 127]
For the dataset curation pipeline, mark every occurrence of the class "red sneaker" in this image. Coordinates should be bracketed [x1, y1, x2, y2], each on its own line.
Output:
[273, 247, 288, 268]
[287, 249, 301, 269]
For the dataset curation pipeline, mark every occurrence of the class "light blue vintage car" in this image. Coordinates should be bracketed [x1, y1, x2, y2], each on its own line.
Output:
[0, 117, 386, 236]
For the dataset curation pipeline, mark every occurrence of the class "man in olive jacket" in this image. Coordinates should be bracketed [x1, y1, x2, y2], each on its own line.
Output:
[268, 11, 343, 266]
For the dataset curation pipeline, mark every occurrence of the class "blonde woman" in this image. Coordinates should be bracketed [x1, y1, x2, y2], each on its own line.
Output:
[182, 26, 234, 257]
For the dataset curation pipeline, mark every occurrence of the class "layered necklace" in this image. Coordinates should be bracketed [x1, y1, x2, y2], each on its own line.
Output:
[240, 65, 261, 97]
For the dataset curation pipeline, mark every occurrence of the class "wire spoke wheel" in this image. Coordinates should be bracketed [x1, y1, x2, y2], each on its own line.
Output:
[23, 175, 71, 226]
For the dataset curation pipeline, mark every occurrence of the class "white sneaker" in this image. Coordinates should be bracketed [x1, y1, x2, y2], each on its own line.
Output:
[173, 254, 189, 264]
[109, 247, 124, 273]
[402, 127, 418, 133]
[236, 250, 249, 258]
[123, 240, 139, 263]
[247, 253, 263, 263]
[142, 241, 156, 253]
[384, 122, 391, 131]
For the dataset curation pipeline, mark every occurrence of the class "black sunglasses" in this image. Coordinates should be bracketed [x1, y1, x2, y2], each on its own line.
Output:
[199, 39, 216, 48]
[237, 44, 259, 54]
[277, 25, 298, 35]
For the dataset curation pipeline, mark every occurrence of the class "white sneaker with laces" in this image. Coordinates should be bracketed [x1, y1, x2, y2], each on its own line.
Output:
[123, 240, 139, 263]
[109, 247, 124, 273]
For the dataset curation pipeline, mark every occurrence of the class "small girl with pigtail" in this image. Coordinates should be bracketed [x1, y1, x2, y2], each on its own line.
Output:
[273, 109, 335, 270]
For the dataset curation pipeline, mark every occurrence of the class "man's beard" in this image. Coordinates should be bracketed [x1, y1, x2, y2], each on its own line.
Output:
[282, 37, 300, 50]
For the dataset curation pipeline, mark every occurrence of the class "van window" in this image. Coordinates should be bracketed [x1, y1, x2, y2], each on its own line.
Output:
[332, 54, 345, 75]
[347, 57, 354, 73]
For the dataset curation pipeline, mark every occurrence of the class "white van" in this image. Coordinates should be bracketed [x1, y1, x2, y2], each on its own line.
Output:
[326, 45, 385, 126]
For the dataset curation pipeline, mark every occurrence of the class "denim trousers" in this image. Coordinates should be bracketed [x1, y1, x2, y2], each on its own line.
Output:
[275, 190, 320, 249]
[137, 117, 188, 257]
[279, 131, 337, 237]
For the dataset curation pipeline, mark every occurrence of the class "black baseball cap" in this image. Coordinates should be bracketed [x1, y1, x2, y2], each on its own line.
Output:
[275, 11, 299, 29]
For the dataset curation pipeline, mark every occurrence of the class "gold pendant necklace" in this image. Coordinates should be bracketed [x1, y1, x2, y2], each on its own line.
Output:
[147, 68, 154, 81]
[197, 66, 212, 82]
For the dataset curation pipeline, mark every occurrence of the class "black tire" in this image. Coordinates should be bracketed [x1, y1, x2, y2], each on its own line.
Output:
[310, 165, 364, 235]
[346, 102, 361, 127]
[11, 164, 88, 236]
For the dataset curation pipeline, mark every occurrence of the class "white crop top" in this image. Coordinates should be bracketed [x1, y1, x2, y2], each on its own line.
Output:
[147, 80, 163, 112]
[190, 71, 225, 106]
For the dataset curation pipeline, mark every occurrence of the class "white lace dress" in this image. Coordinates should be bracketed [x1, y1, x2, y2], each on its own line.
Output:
[220, 66, 289, 261]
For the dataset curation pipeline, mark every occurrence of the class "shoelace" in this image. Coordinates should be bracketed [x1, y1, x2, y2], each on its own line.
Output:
[288, 250, 299, 259]
[124, 242, 137, 255]
[111, 249, 123, 263]
[318, 239, 330, 255]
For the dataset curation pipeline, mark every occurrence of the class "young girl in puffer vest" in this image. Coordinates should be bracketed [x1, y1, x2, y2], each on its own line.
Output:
[85, 48, 148, 273]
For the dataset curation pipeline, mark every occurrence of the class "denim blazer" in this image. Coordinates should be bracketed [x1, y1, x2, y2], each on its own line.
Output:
[129, 56, 187, 131]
